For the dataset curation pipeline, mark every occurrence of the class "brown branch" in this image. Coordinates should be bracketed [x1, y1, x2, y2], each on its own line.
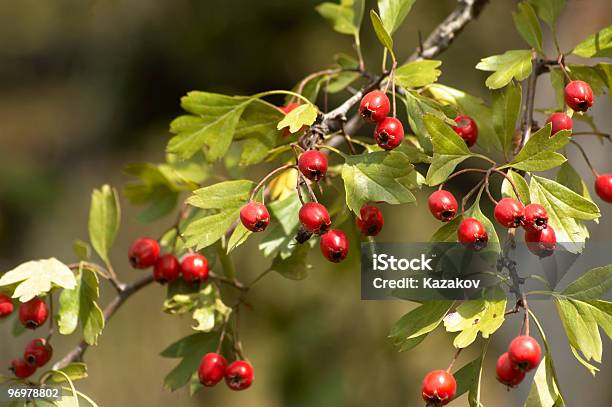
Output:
[407, 0, 490, 62]
[53, 274, 155, 370]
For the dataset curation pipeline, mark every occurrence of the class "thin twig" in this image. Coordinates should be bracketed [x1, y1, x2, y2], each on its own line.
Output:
[53, 274, 155, 370]
[406, 0, 490, 62]
[570, 139, 599, 177]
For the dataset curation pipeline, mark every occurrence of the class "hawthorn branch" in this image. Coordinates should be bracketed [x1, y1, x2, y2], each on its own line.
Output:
[53, 274, 155, 370]
[407, 0, 490, 62]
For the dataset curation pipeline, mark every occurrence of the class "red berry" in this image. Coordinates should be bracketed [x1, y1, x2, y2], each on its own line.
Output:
[10, 359, 36, 379]
[280, 103, 305, 137]
[546, 112, 573, 135]
[374, 117, 404, 150]
[198, 352, 227, 387]
[457, 218, 488, 251]
[356, 205, 384, 236]
[421, 370, 457, 406]
[525, 226, 556, 258]
[359, 90, 390, 122]
[508, 335, 542, 371]
[0, 293, 14, 318]
[128, 237, 160, 269]
[428, 190, 458, 222]
[181, 254, 209, 283]
[299, 202, 331, 235]
[523, 204, 548, 232]
[19, 298, 48, 329]
[452, 115, 478, 147]
[564, 80, 593, 112]
[494, 198, 525, 228]
[153, 254, 181, 284]
[595, 174, 612, 203]
[225, 360, 254, 391]
[320, 229, 349, 263]
[298, 150, 328, 182]
[24, 338, 53, 368]
[496, 352, 525, 387]
[240, 202, 270, 232]
[280, 102, 300, 115]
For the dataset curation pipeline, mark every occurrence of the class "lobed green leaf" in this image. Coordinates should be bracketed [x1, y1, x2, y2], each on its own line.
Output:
[476, 50, 533, 89]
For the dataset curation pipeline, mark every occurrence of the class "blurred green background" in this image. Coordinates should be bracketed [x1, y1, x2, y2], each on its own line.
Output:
[0, 0, 611, 406]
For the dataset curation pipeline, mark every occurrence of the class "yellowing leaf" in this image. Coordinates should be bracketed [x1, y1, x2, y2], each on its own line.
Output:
[276, 104, 317, 133]
[0, 258, 77, 302]
[269, 166, 298, 200]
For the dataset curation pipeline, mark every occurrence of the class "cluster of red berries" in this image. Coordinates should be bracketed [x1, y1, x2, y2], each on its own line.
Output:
[359, 90, 404, 150]
[9, 338, 53, 379]
[428, 191, 557, 256]
[240, 148, 385, 263]
[496, 335, 542, 387]
[544, 81, 612, 205]
[198, 353, 254, 391]
[360, 90, 479, 150]
[1, 294, 52, 379]
[128, 238, 209, 284]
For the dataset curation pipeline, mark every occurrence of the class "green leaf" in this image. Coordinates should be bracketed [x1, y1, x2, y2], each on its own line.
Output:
[316, 0, 363, 36]
[492, 81, 522, 156]
[161, 333, 215, 391]
[168, 92, 252, 160]
[378, 0, 416, 34]
[427, 84, 498, 151]
[501, 170, 531, 203]
[444, 287, 506, 348]
[423, 114, 472, 186]
[562, 265, 612, 300]
[454, 342, 490, 407]
[513, 2, 544, 53]
[529, 175, 600, 251]
[57, 265, 104, 345]
[269, 243, 312, 280]
[72, 240, 91, 261]
[425, 114, 471, 156]
[465, 190, 500, 252]
[403, 91, 456, 154]
[341, 150, 416, 214]
[226, 222, 251, 254]
[370, 10, 394, 57]
[234, 101, 283, 165]
[0, 258, 76, 302]
[556, 162, 593, 202]
[555, 298, 606, 366]
[507, 124, 570, 172]
[259, 194, 304, 259]
[276, 103, 317, 133]
[395, 60, 442, 88]
[88, 185, 120, 267]
[389, 301, 453, 351]
[430, 217, 461, 243]
[524, 356, 564, 406]
[566, 64, 607, 96]
[476, 50, 533, 89]
[529, 0, 566, 29]
[46, 363, 88, 383]
[183, 180, 254, 250]
[572, 25, 612, 58]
